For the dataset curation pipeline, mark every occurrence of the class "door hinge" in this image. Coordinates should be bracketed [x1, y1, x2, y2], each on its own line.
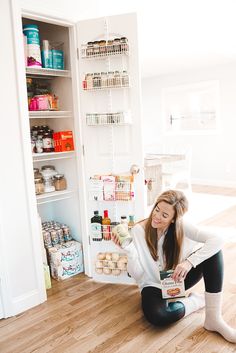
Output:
[88, 236, 91, 245]
[77, 48, 79, 60]
[82, 144, 85, 156]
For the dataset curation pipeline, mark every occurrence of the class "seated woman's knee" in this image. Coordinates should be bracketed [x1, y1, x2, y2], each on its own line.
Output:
[144, 306, 173, 326]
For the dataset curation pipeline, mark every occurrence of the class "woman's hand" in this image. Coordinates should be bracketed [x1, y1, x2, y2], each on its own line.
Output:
[172, 260, 193, 282]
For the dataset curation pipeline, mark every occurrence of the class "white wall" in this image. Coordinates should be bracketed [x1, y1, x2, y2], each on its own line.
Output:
[141, 64, 236, 187]
[0, 0, 47, 317]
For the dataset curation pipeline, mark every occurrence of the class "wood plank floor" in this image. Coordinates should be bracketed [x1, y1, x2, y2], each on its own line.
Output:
[1, 186, 236, 353]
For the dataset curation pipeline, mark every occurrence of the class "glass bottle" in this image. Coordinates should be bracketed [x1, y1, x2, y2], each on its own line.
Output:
[91, 211, 103, 241]
[128, 215, 135, 230]
[102, 210, 111, 241]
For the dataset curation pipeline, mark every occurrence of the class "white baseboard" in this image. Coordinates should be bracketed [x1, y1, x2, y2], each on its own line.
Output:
[192, 178, 236, 188]
[6, 289, 46, 318]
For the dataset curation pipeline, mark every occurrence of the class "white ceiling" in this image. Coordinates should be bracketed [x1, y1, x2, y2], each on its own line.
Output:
[97, 0, 236, 77]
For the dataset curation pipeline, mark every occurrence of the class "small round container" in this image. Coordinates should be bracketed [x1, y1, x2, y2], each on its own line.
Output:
[54, 174, 67, 191]
[34, 177, 44, 195]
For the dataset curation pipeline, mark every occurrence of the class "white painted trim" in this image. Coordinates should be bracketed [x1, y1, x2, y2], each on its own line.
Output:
[21, 9, 74, 27]
[70, 25, 92, 277]
[11, 290, 43, 316]
[10, 0, 47, 307]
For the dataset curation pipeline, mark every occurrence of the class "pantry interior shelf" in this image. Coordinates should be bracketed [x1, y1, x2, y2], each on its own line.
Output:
[36, 189, 74, 204]
[29, 110, 73, 119]
[33, 151, 75, 162]
[26, 67, 71, 78]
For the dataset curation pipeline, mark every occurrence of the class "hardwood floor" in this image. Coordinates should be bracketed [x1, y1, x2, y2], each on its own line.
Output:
[1, 186, 236, 353]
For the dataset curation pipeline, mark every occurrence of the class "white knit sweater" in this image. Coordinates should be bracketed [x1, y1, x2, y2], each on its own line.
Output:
[124, 221, 224, 291]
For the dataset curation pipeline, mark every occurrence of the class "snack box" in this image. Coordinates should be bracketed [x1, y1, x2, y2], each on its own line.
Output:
[47, 240, 83, 280]
[160, 270, 185, 299]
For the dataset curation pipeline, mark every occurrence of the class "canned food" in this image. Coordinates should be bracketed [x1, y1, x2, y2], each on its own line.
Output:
[112, 224, 132, 249]
[50, 229, 59, 246]
[42, 230, 52, 248]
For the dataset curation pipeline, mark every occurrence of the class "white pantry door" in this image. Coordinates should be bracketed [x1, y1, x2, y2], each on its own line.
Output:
[77, 13, 145, 283]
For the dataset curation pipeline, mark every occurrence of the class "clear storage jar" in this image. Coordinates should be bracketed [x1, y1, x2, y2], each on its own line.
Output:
[54, 174, 67, 191]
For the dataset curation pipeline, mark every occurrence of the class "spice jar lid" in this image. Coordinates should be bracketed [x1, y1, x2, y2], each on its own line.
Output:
[41, 165, 56, 170]
[54, 174, 65, 179]
[34, 177, 43, 182]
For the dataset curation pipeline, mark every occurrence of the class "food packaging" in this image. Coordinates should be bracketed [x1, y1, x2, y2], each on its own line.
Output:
[47, 240, 83, 280]
[160, 270, 186, 299]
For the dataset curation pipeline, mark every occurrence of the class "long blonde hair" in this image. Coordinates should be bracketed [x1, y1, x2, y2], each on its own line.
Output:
[145, 189, 188, 270]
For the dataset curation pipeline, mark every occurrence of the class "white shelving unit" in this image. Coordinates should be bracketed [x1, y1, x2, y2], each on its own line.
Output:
[23, 16, 82, 257]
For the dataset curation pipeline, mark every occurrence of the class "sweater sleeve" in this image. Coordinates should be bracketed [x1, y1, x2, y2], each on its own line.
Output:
[183, 221, 225, 267]
[122, 228, 146, 282]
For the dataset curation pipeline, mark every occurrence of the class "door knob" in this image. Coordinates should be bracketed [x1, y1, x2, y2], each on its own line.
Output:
[130, 164, 140, 175]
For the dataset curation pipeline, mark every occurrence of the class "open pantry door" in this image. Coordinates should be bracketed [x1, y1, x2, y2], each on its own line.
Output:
[77, 13, 145, 283]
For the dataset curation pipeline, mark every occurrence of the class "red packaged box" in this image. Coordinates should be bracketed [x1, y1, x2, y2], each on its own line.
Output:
[53, 130, 74, 152]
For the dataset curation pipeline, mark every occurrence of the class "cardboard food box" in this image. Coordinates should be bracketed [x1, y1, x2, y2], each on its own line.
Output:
[115, 175, 134, 201]
[48, 240, 83, 280]
[160, 270, 185, 299]
[53, 130, 74, 152]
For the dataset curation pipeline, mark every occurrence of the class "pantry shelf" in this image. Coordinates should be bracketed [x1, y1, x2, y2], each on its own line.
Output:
[33, 151, 75, 162]
[26, 67, 71, 78]
[29, 111, 73, 119]
[36, 189, 74, 204]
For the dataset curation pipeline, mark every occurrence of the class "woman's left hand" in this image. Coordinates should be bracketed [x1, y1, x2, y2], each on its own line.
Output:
[172, 260, 193, 282]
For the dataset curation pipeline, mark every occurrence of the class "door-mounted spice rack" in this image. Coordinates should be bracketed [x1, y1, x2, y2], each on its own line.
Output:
[82, 71, 130, 91]
[86, 112, 131, 126]
[81, 37, 129, 59]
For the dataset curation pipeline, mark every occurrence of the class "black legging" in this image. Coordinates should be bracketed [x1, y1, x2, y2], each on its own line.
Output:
[141, 250, 224, 326]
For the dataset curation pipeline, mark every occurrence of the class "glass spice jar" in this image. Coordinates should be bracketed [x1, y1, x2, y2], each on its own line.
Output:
[34, 177, 44, 195]
[54, 174, 67, 191]
[99, 40, 106, 55]
[86, 41, 94, 57]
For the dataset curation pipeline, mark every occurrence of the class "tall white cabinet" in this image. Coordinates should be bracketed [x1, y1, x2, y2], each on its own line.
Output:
[1, 1, 145, 317]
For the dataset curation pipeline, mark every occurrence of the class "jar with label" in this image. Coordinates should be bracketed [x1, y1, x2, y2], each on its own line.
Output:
[120, 37, 128, 52]
[35, 135, 44, 153]
[101, 72, 107, 88]
[54, 174, 67, 191]
[86, 73, 93, 90]
[113, 38, 121, 52]
[107, 71, 114, 87]
[99, 40, 106, 55]
[122, 70, 129, 87]
[107, 40, 113, 54]
[34, 177, 44, 195]
[114, 71, 122, 87]
[86, 42, 94, 56]
[93, 41, 100, 56]
[93, 73, 101, 89]
[43, 131, 53, 152]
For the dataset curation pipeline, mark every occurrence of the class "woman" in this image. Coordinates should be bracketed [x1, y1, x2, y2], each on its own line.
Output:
[112, 189, 236, 343]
